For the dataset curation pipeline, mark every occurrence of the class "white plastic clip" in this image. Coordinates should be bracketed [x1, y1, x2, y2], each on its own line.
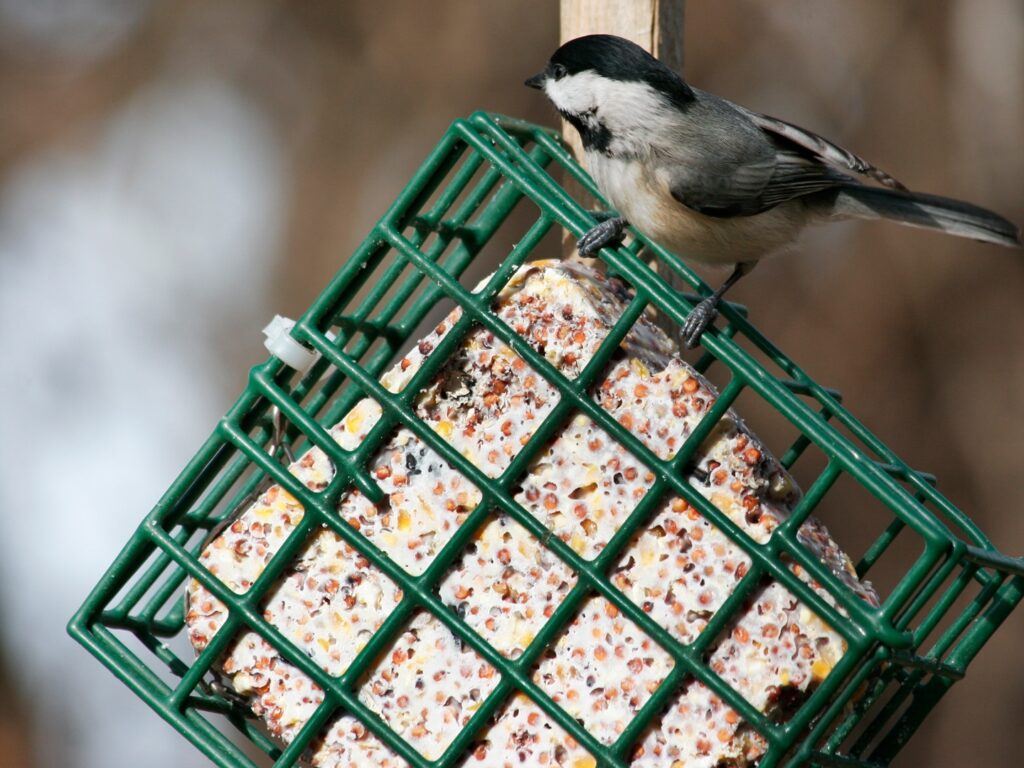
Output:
[263, 315, 318, 374]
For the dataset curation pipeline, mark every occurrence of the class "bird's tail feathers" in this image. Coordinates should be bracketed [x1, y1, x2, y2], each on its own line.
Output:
[827, 185, 1021, 249]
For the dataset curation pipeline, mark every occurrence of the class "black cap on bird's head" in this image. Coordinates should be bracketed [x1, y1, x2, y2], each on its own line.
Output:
[525, 34, 693, 109]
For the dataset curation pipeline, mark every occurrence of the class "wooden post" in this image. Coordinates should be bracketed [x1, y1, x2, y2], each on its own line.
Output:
[559, 1, 686, 341]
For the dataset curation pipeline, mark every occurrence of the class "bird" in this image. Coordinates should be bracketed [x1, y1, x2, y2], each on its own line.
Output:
[525, 34, 1022, 348]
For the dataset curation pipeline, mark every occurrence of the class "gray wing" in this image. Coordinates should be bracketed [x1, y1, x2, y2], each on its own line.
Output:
[668, 96, 905, 219]
[669, 144, 849, 218]
[741, 107, 906, 191]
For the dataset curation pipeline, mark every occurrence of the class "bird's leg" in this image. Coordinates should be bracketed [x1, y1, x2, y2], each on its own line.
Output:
[681, 262, 753, 349]
[577, 216, 627, 256]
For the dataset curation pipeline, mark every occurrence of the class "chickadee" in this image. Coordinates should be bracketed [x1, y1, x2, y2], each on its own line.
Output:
[526, 34, 1022, 347]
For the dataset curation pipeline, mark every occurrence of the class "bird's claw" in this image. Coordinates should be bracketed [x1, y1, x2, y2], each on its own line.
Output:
[682, 298, 719, 349]
[577, 216, 627, 256]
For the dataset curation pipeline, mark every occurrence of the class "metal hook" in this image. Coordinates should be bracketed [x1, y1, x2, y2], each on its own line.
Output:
[195, 405, 296, 556]
[270, 405, 296, 465]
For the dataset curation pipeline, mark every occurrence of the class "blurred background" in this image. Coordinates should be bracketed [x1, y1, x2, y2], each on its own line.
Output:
[1, 1, 1021, 766]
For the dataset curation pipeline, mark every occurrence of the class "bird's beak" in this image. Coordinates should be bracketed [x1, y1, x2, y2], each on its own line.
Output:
[524, 72, 546, 90]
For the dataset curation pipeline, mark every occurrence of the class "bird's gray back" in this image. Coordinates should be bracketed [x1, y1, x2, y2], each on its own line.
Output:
[652, 88, 774, 173]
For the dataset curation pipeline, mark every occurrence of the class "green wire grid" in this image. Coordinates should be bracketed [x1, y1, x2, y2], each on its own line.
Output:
[69, 112, 1024, 768]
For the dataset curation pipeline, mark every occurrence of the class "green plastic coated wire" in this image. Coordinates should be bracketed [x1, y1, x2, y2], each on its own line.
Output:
[69, 113, 1024, 768]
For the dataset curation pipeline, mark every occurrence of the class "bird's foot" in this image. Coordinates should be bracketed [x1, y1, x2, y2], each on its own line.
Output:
[681, 297, 719, 349]
[577, 216, 627, 256]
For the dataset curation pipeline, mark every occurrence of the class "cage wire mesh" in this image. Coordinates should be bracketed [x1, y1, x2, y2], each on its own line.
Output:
[69, 113, 1024, 768]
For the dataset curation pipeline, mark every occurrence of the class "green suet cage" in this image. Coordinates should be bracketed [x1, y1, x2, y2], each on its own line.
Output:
[69, 113, 1024, 768]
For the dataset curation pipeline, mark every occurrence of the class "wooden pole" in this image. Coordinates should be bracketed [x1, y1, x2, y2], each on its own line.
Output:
[559, 1, 687, 341]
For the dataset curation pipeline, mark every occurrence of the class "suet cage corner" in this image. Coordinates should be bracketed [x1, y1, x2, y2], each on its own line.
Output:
[69, 112, 1024, 768]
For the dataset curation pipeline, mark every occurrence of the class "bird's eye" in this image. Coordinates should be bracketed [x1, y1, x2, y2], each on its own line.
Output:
[551, 63, 568, 80]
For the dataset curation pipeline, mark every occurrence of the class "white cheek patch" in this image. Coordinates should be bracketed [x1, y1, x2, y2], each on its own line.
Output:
[545, 72, 676, 137]
[593, 78, 676, 131]
[543, 71, 599, 116]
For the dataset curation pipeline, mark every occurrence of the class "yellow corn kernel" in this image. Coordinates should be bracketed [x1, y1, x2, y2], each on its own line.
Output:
[641, 545, 657, 567]
[710, 492, 737, 514]
[812, 659, 831, 680]
[437, 421, 453, 439]
[573, 757, 597, 768]
[398, 510, 411, 532]
[345, 410, 362, 434]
